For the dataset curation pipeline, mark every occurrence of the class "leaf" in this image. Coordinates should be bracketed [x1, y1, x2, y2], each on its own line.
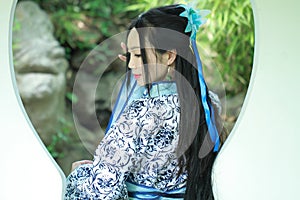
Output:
[66, 92, 78, 103]
[125, 4, 145, 12]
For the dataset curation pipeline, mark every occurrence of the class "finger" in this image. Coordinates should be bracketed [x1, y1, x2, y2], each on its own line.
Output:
[75, 160, 92, 165]
[81, 160, 93, 164]
[71, 160, 92, 172]
[71, 163, 79, 172]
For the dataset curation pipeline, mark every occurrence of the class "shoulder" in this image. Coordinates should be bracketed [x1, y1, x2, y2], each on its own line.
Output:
[120, 94, 180, 124]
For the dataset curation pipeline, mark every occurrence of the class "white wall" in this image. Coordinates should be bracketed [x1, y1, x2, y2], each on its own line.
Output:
[213, 0, 300, 199]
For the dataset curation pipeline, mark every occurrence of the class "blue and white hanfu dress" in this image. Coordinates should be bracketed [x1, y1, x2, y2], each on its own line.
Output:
[64, 82, 187, 199]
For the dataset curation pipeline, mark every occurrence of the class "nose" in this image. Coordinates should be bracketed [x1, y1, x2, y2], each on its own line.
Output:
[128, 57, 135, 69]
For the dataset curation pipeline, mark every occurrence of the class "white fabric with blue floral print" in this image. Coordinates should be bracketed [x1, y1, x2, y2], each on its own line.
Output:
[64, 82, 187, 199]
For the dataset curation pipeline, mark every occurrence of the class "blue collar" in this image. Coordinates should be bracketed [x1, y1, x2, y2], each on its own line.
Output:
[131, 81, 177, 100]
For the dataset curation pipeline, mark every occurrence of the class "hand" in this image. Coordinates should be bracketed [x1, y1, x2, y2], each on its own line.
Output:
[71, 160, 93, 172]
[118, 42, 127, 62]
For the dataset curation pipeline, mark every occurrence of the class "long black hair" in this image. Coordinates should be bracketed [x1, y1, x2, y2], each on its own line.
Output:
[125, 4, 226, 200]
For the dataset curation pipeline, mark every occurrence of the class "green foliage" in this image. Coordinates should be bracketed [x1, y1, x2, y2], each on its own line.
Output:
[20, 0, 138, 58]
[126, 0, 175, 12]
[12, 17, 22, 51]
[46, 117, 73, 159]
[66, 92, 78, 104]
[198, 0, 254, 96]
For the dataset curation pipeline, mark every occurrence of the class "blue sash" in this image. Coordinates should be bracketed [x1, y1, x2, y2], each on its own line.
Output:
[126, 181, 186, 200]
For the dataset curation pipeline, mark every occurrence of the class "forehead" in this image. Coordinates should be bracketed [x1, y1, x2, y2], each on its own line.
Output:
[127, 28, 140, 51]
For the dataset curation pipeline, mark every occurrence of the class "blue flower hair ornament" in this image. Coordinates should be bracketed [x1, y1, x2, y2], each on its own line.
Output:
[178, 4, 220, 152]
[178, 4, 210, 40]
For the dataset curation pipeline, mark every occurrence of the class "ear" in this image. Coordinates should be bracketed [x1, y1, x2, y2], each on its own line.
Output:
[166, 49, 177, 66]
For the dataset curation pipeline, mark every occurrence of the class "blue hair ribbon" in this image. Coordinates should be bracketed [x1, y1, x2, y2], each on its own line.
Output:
[192, 39, 220, 152]
[178, 4, 220, 152]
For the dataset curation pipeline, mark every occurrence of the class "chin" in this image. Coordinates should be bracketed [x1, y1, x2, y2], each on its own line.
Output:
[136, 81, 146, 86]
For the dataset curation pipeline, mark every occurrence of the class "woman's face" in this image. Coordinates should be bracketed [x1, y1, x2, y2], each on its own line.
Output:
[127, 28, 169, 86]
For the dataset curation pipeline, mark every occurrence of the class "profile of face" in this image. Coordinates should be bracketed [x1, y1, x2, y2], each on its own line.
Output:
[127, 28, 176, 86]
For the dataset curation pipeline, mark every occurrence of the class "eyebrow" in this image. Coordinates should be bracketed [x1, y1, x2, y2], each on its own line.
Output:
[128, 46, 140, 51]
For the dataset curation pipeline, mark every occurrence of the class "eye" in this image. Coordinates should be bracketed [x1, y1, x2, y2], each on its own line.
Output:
[134, 54, 141, 57]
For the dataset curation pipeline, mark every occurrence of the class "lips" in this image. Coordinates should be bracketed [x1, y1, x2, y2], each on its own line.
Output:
[133, 74, 141, 79]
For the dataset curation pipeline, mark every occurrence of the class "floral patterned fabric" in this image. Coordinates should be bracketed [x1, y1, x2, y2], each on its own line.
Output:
[64, 84, 187, 199]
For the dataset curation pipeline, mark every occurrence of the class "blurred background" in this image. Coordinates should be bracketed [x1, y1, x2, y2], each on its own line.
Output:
[12, 0, 254, 175]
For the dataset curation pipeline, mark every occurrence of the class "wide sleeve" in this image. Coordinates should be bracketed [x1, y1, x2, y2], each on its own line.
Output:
[64, 100, 147, 200]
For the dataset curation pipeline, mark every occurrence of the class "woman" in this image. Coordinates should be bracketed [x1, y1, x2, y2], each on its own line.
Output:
[65, 4, 226, 200]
